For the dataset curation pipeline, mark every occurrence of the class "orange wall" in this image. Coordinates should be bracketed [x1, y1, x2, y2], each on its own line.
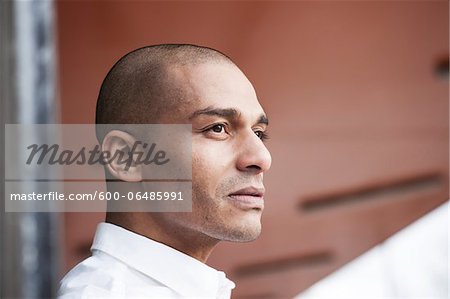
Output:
[57, 2, 448, 297]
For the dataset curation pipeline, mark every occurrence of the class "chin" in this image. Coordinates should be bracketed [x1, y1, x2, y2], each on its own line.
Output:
[221, 216, 262, 242]
[232, 231, 261, 243]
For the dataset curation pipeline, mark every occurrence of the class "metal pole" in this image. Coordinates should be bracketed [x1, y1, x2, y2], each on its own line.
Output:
[2, 0, 60, 298]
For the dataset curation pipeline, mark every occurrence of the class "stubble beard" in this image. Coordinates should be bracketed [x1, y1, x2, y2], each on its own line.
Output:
[191, 181, 263, 243]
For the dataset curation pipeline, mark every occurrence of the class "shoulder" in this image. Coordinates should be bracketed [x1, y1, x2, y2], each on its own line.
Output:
[58, 252, 127, 298]
[58, 251, 181, 298]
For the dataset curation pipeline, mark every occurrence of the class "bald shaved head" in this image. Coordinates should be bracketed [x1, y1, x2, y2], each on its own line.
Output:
[95, 44, 234, 141]
[93, 43, 271, 256]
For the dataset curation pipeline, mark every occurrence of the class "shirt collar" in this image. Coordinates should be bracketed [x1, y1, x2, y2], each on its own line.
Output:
[91, 222, 236, 297]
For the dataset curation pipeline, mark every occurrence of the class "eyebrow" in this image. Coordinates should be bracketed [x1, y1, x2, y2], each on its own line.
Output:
[189, 106, 269, 125]
[257, 114, 269, 126]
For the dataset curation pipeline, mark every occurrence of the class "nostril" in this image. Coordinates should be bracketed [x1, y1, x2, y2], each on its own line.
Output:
[246, 165, 262, 171]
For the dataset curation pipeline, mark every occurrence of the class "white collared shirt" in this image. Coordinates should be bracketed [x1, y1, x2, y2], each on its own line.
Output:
[58, 223, 236, 299]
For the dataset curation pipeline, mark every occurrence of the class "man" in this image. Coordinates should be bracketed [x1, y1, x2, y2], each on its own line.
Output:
[58, 44, 272, 298]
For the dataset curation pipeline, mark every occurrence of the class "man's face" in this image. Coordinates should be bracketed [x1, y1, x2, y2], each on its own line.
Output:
[160, 61, 272, 242]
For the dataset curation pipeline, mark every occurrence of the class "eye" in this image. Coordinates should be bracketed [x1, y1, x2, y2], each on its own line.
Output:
[202, 123, 229, 140]
[210, 124, 225, 133]
[254, 130, 269, 141]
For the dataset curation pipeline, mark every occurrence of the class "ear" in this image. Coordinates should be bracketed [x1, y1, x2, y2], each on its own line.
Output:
[101, 130, 142, 182]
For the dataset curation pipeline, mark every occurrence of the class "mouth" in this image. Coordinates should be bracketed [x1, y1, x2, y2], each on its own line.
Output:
[227, 186, 265, 210]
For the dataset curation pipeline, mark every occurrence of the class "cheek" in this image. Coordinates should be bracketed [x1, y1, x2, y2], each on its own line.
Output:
[191, 140, 237, 208]
[192, 145, 227, 187]
[191, 148, 231, 214]
[192, 155, 218, 203]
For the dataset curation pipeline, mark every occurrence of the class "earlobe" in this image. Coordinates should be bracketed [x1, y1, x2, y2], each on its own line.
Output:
[101, 130, 143, 182]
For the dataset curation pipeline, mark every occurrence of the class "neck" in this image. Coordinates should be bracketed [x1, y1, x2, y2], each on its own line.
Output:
[105, 180, 219, 262]
[106, 212, 219, 263]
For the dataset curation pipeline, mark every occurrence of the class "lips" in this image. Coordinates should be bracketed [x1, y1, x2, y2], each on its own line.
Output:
[228, 186, 265, 210]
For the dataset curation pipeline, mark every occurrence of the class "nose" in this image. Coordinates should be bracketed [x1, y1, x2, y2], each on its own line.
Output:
[236, 130, 272, 174]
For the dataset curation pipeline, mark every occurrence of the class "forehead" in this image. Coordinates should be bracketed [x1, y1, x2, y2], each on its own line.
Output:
[166, 62, 264, 122]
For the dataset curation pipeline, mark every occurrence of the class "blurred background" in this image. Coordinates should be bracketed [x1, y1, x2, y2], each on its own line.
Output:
[1, 0, 449, 298]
